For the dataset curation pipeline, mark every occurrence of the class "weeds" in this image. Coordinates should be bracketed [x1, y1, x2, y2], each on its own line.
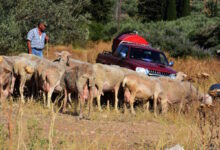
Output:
[198, 102, 220, 149]
[17, 101, 27, 150]
[0, 123, 7, 149]
[27, 119, 48, 149]
[48, 98, 63, 150]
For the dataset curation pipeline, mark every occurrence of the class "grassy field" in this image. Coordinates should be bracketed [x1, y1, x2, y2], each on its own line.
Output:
[0, 42, 220, 149]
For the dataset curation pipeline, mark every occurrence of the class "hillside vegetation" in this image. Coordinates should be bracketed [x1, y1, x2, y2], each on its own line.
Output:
[0, 0, 219, 58]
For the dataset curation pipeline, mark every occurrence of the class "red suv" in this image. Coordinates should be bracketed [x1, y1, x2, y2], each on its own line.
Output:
[96, 32, 176, 78]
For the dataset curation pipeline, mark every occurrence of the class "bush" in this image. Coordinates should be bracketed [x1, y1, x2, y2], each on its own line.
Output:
[204, 0, 218, 17]
[89, 22, 105, 41]
[0, 0, 90, 53]
[94, 13, 218, 58]
[189, 23, 220, 56]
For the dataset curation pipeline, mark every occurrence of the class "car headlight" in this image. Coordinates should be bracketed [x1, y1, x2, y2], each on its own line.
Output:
[169, 74, 176, 79]
[136, 67, 149, 75]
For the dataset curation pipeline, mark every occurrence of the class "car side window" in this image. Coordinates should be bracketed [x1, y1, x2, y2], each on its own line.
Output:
[114, 44, 128, 57]
[114, 44, 123, 56]
[119, 46, 128, 57]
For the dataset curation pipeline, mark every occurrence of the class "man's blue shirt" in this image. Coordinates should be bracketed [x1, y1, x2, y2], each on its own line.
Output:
[27, 27, 46, 49]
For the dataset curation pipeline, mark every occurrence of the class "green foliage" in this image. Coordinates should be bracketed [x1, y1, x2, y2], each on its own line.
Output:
[138, 0, 166, 22]
[0, 0, 219, 58]
[89, 0, 114, 23]
[121, 0, 138, 18]
[0, 0, 90, 53]
[89, 22, 105, 41]
[189, 23, 220, 55]
[141, 14, 219, 58]
[138, 0, 190, 22]
[166, 0, 177, 20]
[181, 0, 191, 16]
[204, 0, 218, 17]
[176, 0, 191, 17]
[190, 0, 204, 13]
[27, 119, 48, 149]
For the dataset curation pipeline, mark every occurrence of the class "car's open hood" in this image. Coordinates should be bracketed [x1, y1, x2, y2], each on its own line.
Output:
[130, 59, 176, 74]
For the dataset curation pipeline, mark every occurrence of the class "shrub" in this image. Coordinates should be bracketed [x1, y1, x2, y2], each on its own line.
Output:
[89, 22, 104, 41]
[166, 0, 177, 20]
[189, 23, 220, 55]
[0, 0, 90, 53]
[204, 0, 218, 17]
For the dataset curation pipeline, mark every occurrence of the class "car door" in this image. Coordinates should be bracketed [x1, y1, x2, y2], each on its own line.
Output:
[111, 44, 129, 65]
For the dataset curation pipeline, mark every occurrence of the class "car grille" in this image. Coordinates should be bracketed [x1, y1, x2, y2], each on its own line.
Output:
[148, 69, 170, 77]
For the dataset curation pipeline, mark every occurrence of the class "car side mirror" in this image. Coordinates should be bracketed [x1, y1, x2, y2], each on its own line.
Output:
[120, 52, 126, 59]
[169, 61, 174, 67]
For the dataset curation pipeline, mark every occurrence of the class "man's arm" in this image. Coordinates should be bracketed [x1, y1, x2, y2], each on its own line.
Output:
[27, 40, 32, 54]
[45, 35, 49, 43]
[27, 29, 34, 54]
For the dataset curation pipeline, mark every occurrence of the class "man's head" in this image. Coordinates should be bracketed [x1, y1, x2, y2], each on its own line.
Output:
[38, 21, 47, 32]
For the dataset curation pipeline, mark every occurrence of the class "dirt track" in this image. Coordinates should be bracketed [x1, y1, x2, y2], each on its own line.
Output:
[0, 102, 187, 149]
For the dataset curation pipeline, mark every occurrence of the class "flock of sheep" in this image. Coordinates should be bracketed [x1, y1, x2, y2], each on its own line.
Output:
[0, 51, 213, 118]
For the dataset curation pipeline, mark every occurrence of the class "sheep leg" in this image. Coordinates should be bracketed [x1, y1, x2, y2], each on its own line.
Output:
[73, 98, 79, 115]
[107, 99, 110, 111]
[178, 101, 183, 114]
[67, 93, 72, 108]
[29, 81, 35, 102]
[87, 87, 94, 117]
[43, 91, 46, 106]
[114, 84, 120, 113]
[10, 75, 16, 94]
[79, 95, 85, 119]
[34, 73, 39, 98]
[123, 102, 128, 114]
[153, 93, 158, 117]
[143, 101, 150, 113]
[47, 86, 55, 108]
[96, 91, 103, 112]
[62, 89, 68, 113]
[19, 76, 26, 103]
[161, 98, 168, 114]
[130, 94, 136, 115]
[68, 93, 72, 103]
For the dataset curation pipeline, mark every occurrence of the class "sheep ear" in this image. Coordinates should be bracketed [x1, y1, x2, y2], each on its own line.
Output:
[69, 66, 79, 73]
[63, 51, 72, 58]
[0, 56, 3, 63]
[67, 52, 71, 56]
[3, 67, 11, 73]
[25, 66, 34, 74]
[54, 51, 61, 56]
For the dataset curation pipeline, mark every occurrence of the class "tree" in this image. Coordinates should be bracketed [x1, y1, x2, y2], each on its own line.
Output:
[89, 0, 114, 23]
[182, 0, 191, 16]
[166, 0, 177, 20]
[204, 0, 218, 17]
[121, 0, 138, 18]
[176, 0, 190, 17]
[0, 0, 91, 53]
[138, 0, 167, 22]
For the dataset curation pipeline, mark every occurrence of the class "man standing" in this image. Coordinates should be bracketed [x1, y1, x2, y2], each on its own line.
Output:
[27, 21, 49, 57]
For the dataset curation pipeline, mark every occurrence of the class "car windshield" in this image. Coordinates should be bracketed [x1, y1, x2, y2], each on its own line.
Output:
[130, 47, 169, 66]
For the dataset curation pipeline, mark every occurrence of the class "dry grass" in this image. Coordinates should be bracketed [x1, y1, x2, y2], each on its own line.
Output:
[0, 99, 220, 149]
[170, 56, 220, 91]
[46, 41, 112, 63]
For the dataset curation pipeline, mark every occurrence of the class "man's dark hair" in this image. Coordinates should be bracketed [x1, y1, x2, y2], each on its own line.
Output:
[38, 21, 47, 27]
